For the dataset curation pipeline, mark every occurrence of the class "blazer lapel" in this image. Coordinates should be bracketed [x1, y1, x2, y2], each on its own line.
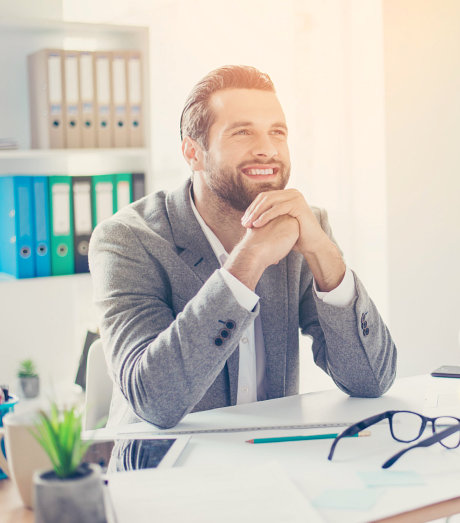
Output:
[165, 179, 219, 288]
[256, 260, 288, 399]
[165, 179, 238, 404]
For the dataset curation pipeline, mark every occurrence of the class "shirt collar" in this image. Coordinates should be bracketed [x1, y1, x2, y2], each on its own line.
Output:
[189, 185, 228, 266]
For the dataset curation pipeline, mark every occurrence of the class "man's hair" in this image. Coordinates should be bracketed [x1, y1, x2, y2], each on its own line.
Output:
[180, 65, 275, 150]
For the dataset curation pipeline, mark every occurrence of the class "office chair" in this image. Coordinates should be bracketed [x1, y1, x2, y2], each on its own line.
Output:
[83, 338, 113, 430]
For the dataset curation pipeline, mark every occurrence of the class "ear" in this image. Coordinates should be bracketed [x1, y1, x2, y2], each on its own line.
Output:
[182, 136, 205, 171]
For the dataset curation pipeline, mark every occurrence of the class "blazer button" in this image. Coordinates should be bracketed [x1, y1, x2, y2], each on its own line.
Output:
[214, 337, 223, 346]
[220, 329, 229, 339]
[363, 328, 369, 336]
[226, 320, 235, 330]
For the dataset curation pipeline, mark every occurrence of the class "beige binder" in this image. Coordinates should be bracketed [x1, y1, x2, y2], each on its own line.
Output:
[111, 51, 129, 148]
[126, 50, 144, 147]
[79, 51, 96, 148]
[63, 50, 82, 148]
[93, 51, 113, 148]
[28, 49, 65, 149]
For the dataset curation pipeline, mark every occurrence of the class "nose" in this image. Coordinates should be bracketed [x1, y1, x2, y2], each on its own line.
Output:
[250, 133, 278, 158]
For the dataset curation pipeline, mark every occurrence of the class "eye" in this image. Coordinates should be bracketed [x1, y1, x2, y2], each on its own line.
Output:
[271, 129, 287, 136]
[233, 129, 250, 136]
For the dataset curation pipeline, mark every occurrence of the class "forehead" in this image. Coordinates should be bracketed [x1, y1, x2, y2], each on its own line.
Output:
[208, 88, 286, 128]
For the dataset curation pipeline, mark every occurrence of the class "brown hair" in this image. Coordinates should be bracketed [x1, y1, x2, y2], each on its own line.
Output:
[180, 65, 275, 150]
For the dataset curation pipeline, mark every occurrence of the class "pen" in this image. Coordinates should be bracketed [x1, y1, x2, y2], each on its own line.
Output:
[245, 430, 371, 444]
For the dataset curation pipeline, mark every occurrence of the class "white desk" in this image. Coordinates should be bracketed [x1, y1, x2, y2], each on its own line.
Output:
[87, 375, 460, 522]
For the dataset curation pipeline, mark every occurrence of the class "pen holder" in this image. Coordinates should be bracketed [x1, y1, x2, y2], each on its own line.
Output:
[0, 395, 18, 479]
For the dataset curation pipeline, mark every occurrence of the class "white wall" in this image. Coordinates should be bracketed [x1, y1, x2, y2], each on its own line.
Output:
[61, 0, 388, 392]
[383, 0, 460, 376]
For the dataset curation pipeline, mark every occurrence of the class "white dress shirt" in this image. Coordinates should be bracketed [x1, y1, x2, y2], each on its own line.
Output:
[190, 192, 356, 404]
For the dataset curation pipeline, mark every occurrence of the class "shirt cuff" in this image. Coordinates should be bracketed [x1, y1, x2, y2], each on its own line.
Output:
[314, 266, 356, 307]
[219, 268, 259, 312]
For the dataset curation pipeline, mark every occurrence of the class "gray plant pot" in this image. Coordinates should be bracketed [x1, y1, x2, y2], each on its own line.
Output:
[18, 375, 39, 398]
[33, 463, 107, 523]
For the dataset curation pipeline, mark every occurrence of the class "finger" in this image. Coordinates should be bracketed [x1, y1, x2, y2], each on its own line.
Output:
[242, 189, 286, 221]
[252, 201, 296, 228]
[243, 191, 295, 227]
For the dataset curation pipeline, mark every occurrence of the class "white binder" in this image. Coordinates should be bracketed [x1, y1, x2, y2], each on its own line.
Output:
[28, 49, 65, 149]
[79, 51, 96, 148]
[126, 50, 144, 147]
[112, 51, 129, 147]
[63, 50, 82, 148]
[94, 51, 113, 148]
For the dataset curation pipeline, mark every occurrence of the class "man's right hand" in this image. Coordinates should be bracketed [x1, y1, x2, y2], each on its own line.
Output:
[223, 215, 299, 291]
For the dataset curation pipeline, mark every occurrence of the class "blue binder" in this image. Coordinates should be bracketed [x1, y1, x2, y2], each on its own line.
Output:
[32, 176, 52, 277]
[0, 176, 36, 278]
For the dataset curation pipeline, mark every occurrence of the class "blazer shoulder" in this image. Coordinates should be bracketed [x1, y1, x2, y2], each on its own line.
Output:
[92, 190, 173, 242]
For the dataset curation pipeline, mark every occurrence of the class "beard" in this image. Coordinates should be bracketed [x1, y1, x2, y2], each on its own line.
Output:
[202, 155, 291, 212]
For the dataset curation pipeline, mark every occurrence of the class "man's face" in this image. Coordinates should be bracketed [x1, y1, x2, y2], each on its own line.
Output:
[201, 88, 291, 212]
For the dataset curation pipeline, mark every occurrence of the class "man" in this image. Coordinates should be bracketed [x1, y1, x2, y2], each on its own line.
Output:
[89, 65, 397, 429]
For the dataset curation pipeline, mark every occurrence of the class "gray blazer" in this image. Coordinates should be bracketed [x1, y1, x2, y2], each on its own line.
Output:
[89, 179, 397, 429]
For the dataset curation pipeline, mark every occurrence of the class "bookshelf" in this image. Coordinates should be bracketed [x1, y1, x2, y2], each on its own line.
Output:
[0, 16, 151, 395]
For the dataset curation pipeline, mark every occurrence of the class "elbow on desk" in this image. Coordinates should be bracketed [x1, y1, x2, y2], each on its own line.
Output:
[127, 385, 190, 430]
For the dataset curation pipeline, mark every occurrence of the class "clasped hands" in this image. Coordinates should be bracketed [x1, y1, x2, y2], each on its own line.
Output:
[224, 189, 346, 292]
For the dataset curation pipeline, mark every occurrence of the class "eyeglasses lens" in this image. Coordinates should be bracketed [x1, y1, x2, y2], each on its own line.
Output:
[434, 417, 460, 449]
[391, 412, 424, 442]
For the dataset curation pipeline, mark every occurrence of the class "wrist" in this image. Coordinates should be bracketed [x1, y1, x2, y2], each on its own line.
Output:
[224, 244, 266, 291]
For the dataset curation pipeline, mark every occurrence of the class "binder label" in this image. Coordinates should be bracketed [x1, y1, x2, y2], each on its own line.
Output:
[96, 182, 114, 223]
[48, 55, 62, 103]
[52, 184, 71, 235]
[117, 181, 131, 210]
[96, 57, 111, 104]
[80, 53, 94, 101]
[128, 57, 141, 104]
[73, 183, 92, 235]
[18, 186, 31, 236]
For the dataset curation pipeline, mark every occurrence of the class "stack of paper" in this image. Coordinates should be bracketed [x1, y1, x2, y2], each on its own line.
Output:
[107, 462, 324, 523]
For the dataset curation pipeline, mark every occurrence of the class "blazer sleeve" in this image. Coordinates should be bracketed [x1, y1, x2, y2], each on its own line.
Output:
[89, 218, 259, 429]
[299, 208, 397, 397]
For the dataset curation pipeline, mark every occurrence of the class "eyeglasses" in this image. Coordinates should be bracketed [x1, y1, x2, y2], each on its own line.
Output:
[327, 410, 460, 468]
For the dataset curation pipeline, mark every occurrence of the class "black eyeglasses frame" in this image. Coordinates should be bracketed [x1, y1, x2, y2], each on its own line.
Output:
[327, 409, 460, 468]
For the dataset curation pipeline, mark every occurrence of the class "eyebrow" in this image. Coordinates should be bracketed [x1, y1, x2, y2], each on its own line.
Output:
[225, 121, 288, 132]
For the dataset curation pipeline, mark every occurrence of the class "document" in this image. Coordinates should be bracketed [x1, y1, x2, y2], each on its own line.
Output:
[126, 51, 144, 147]
[72, 176, 93, 273]
[28, 49, 65, 149]
[111, 52, 129, 148]
[32, 176, 52, 277]
[49, 176, 75, 275]
[63, 50, 82, 148]
[108, 462, 323, 523]
[0, 176, 35, 278]
[79, 51, 96, 148]
[94, 51, 113, 148]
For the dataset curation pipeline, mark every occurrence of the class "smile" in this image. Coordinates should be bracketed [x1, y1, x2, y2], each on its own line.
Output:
[241, 166, 279, 176]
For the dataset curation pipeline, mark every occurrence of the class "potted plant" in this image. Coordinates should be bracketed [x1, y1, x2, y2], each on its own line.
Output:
[31, 403, 107, 523]
[17, 359, 40, 398]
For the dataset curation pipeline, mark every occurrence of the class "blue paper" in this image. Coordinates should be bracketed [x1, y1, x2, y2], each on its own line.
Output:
[312, 488, 382, 510]
[358, 470, 424, 487]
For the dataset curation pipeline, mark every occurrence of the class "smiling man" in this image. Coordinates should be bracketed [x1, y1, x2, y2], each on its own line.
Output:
[89, 65, 397, 429]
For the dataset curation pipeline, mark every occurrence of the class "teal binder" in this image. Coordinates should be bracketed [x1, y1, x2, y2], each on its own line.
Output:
[48, 175, 75, 275]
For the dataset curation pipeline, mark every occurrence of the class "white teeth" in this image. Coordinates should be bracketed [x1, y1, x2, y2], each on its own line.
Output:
[246, 168, 274, 175]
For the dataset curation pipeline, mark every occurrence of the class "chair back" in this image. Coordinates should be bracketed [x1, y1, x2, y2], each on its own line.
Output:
[83, 338, 112, 430]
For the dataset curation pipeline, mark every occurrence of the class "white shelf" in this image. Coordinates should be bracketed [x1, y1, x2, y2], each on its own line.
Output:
[0, 148, 148, 160]
[0, 17, 148, 35]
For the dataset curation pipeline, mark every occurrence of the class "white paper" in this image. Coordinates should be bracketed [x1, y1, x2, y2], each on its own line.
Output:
[108, 462, 323, 523]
